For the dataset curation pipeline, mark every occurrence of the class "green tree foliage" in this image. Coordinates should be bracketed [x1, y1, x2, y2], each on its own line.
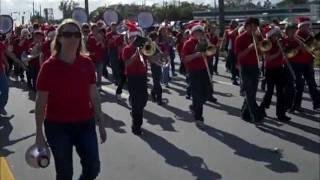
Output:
[89, 1, 213, 23]
[276, 0, 308, 7]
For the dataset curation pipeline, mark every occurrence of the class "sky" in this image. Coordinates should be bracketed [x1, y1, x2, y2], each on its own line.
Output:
[1, 0, 281, 24]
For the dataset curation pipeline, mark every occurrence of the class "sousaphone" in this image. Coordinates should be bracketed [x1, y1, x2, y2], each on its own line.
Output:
[0, 15, 14, 34]
[137, 11, 154, 29]
[103, 9, 119, 26]
[72, 7, 88, 25]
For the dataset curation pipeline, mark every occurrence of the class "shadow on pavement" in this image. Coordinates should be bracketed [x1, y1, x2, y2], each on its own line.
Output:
[257, 124, 320, 155]
[144, 110, 177, 132]
[199, 124, 299, 173]
[286, 121, 320, 137]
[100, 113, 127, 134]
[205, 102, 241, 118]
[139, 129, 222, 180]
[162, 104, 193, 123]
[0, 115, 35, 157]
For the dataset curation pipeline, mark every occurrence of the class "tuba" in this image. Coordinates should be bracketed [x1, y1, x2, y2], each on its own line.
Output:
[0, 15, 14, 34]
[103, 9, 119, 26]
[72, 7, 88, 26]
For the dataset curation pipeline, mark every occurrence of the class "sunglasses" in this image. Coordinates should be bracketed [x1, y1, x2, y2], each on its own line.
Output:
[60, 32, 82, 39]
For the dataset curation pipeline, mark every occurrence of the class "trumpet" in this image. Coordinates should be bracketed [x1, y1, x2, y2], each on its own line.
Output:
[196, 38, 217, 56]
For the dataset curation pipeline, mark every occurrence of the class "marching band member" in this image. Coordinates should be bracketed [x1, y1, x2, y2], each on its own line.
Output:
[207, 24, 219, 75]
[87, 24, 106, 89]
[40, 26, 56, 66]
[12, 28, 32, 82]
[158, 26, 171, 87]
[26, 30, 45, 91]
[122, 23, 148, 135]
[106, 22, 123, 85]
[226, 20, 240, 85]
[182, 22, 212, 127]
[235, 17, 264, 123]
[148, 31, 164, 105]
[81, 23, 90, 45]
[290, 17, 320, 111]
[35, 19, 106, 180]
[259, 25, 291, 121]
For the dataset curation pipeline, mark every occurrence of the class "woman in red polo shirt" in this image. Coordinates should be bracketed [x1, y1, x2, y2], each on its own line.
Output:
[35, 19, 106, 180]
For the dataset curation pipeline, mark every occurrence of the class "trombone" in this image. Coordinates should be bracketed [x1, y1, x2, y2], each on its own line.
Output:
[276, 39, 296, 81]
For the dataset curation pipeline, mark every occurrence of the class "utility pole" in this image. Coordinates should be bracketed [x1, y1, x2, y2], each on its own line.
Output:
[218, 0, 225, 37]
[33, 1, 35, 16]
[85, 0, 89, 15]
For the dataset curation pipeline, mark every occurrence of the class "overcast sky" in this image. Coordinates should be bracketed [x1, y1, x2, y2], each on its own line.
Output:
[1, 0, 281, 23]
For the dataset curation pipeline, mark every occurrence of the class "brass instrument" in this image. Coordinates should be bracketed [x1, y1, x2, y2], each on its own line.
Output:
[295, 34, 317, 58]
[141, 41, 156, 57]
[252, 31, 261, 64]
[196, 38, 217, 56]
[259, 39, 272, 52]
[286, 48, 299, 59]
[276, 39, 296, 80]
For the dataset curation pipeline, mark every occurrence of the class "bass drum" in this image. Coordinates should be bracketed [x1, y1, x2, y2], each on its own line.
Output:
[0, 15, 14, 34]
[137, 12, 154, 29]
[103, 9, 119, 26]
[72, 7, 88, 25]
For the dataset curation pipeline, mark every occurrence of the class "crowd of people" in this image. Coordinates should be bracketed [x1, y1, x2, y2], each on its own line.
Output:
[0, 15, 319, 179]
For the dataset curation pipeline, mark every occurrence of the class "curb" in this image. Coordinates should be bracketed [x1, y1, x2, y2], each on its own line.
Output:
[0, 157, 15, 180]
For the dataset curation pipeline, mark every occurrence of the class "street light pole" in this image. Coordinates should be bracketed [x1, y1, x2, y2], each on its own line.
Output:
[218, 0, 225, 37]
[85, 0, 89, 15]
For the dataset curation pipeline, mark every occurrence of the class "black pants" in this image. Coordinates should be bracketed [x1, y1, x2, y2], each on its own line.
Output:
[109, 49, 120, 83]
[212, 51, 219, 73]
[151, 63, 162, 102]
[190, 69, 211, 121]
[116, 60, 126, 95]
[26, 65, 38, 89]
[260, 67, 287, 118]
[170, 50, 175, 74]
[44, 120, 100, 180]
[240, 66, 262, 122]
[228, 50, 238, 80]
[127, 75, 148, 130]
[186, 73, 191, 96]
[292, 63, 320, 108]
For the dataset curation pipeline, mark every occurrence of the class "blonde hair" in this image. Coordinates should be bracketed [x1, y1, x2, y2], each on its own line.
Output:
[51, 19, 88, 56]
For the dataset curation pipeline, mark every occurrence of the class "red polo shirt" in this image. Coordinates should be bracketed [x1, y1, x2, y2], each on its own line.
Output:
[36, 55, 96, 123]
[182, 37, 207, 72]
[0, 42, 6, 73]
[235, 31, 258, 66]
[87, 34, 105, 64]
[12, 38, 32, 57]
[122, 43, 147, 76]
[264, 41, 284, 69]
[295, 30, 313, 64]
[106, 31, 123, 49]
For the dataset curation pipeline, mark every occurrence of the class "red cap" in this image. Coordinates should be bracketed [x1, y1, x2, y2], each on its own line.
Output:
[296, 16, 311, 28]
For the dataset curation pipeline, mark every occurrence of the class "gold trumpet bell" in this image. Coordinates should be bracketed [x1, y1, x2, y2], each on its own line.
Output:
[259, 39, 272, 52]
[206, 44, 216, 56]
[142, 41, 156, 56]
[287, 49, 299, 59]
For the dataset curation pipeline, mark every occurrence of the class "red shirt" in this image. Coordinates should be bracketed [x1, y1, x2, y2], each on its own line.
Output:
[0, 42, 6, 73]
[106, 31, 123, 49]
[12, 38, 32, 57]
[41, 40, 52, 63]
[264, 41, 284, 69]
[122, 43, 147, 76]
[227, 28, 238, 52]
[235, 31, 258, 66]
[207, 33, 218, 45]
[87, 34, 105, 64]
[295, 30, 313, 64]
[36, 55, 96, 123]
[182, 37, 207, 72]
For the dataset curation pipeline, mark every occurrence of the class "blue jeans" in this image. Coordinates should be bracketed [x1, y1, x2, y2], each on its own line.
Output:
[44, 119, 100, 180]
[0, 71, 9, 110]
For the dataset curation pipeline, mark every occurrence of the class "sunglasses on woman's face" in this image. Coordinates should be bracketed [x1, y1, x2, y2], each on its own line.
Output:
[60, 31, 82, 39]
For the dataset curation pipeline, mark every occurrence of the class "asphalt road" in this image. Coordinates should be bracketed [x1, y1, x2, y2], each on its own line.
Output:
[1, 59, 319, 180]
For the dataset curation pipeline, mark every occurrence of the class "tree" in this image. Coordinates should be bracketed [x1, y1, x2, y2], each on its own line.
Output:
[59, 0, 80, 19]
[276, 0, 308, 7]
